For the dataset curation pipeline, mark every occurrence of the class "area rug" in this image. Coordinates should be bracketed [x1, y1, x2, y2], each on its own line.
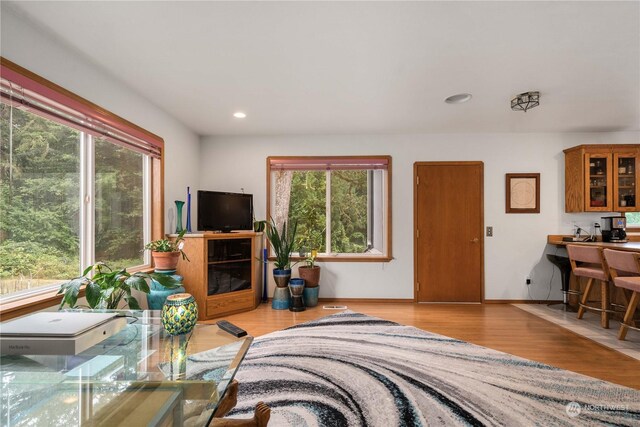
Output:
[228, 311, 640, 426]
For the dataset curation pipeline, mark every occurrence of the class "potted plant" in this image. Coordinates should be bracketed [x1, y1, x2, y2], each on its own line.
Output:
[264, 218, 298, 309]
[253, 218, 266, 232]
[299, 249, 321, 307]
[145, 229, 190, 271]
[299, 249, 321, 287]
[58, 262, 180, 310]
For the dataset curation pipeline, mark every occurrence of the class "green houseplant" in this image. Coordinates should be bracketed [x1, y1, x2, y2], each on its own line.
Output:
[58, 262, 180, 310]
[264, 218, 298, 310]
[144, 229, 190, 270]
[299, 249, 321, 287]
[264, 218, 298, 270]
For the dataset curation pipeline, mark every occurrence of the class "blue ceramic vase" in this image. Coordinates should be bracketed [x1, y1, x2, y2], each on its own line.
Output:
[147, 269, 186, 310]
[272, 268, 291, 310]
[303, 286, 319, 307]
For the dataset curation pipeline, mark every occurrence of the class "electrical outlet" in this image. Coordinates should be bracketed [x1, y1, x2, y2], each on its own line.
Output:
[486, 226, 493, 237]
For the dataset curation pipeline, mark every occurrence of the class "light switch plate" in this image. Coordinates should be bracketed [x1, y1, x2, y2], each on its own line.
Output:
[486, 226, 493, 237]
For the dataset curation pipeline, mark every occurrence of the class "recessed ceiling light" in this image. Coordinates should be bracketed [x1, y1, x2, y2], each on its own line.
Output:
[444, 93, 472, 104]
[233, 112, 247, 119]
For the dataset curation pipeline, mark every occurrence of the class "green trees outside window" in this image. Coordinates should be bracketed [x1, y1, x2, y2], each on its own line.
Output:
[1, 103, 146, 298]
[286, 169, 372, 254]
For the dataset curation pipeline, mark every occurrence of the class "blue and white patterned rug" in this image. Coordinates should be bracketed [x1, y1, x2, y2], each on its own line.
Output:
[228, 311, 640, 426]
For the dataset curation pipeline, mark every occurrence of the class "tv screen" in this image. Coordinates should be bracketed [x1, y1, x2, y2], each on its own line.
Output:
[197, 191, 253, 232]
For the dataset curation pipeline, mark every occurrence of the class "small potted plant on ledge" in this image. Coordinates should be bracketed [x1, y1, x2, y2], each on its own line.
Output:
[299, 249, 320, 307]
[144, 229, 190, 271]
[264, 218, 298, 309]
[58, 262, 180, 310]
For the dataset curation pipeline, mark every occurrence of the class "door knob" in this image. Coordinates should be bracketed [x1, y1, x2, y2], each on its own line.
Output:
[470, 238, 479, 243]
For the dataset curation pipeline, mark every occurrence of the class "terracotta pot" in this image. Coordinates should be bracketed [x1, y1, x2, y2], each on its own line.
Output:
[298, 266, 321, 288]
[152, 251, 180, 270]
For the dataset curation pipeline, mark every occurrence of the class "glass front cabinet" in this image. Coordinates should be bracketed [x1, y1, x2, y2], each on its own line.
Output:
[565, 144, 640, 213]
[171, 232, 263, 320]
[613, 151, 638, 211]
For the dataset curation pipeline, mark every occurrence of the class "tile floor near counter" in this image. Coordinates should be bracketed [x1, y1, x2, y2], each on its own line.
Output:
[514, 303, 640, 360]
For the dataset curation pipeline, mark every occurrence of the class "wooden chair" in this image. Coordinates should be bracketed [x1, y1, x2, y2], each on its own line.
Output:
[566, 245, 612, 328]
[603, 249, 640, 340]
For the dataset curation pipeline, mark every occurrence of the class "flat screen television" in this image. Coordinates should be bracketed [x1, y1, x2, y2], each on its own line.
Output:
[197, 190, 253, 233]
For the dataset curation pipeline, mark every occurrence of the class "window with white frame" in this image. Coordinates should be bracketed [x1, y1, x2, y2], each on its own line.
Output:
[267, 156, 392, 260]
[0, 60, 161, 301]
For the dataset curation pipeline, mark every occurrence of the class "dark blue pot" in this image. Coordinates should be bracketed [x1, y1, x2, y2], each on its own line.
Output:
[273, 268, 291, 288]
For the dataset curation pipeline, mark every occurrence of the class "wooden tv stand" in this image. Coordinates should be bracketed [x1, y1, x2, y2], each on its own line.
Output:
[172, 232, 263, 320]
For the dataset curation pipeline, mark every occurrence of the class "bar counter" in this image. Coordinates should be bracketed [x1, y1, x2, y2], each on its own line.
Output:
[547, 235, 640, 316]
[547, 235, 640, 252]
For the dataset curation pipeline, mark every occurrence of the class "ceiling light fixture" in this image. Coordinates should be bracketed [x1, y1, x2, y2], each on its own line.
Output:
[233, 112, 247, 119]
[444, 93, 472, 104]
[511, 91, 540, 112]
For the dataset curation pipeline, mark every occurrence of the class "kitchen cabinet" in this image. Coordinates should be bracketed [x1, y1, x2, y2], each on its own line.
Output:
[564, 144, 640, 212]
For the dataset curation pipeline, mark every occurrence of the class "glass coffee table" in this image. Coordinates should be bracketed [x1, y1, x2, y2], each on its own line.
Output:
[1, 310, 253, 426]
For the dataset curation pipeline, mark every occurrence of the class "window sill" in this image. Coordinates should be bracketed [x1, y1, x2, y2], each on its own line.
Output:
[0, 264, 153, 321]
[269, 255, 393, 263]
[0, 287, 86, 321]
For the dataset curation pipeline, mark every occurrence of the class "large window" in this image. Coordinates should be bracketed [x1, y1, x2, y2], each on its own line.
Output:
[267, 156, 391, 261]
[0, 106, 81, 296]
[0, 58, 162, 303]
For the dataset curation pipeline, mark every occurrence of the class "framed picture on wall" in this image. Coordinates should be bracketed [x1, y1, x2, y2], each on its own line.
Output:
[506, 173, 540, 213]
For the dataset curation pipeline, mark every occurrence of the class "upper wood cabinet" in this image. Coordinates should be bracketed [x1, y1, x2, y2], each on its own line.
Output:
[565, 145, 640, 212]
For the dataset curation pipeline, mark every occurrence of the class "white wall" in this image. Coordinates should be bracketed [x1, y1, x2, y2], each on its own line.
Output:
[5, 6, 639, 302]
[200, 132, 640, 300]
[1, 6, 200, 233]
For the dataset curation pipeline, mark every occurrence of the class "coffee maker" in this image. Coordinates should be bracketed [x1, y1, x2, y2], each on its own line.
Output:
[601, 216, 628, 243]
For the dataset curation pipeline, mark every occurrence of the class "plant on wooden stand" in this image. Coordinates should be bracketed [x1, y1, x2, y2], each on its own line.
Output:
[144, 229, 190, 270]
[58, 262, 180, 310]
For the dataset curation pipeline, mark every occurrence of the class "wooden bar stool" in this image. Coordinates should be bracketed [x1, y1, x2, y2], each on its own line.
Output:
[603, 249, 640, 340]
[566, 245, 612, 328]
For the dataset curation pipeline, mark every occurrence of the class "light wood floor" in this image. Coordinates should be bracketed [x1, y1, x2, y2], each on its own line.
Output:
[207, 302, 640, 389]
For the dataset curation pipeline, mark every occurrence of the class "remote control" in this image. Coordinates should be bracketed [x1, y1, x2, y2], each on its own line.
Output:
[216, 320, 247, 337]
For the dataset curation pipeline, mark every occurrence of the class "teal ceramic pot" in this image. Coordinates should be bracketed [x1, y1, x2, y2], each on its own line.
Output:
[272, 286, 290, 310]
[303, 286, 319, 307]
[273, 268, 291, 288]
[162, 293, 198, 335]
[147, 269, 186, 310]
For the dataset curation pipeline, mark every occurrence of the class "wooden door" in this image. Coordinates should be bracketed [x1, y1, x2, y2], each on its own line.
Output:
[414, 162, 483, 302]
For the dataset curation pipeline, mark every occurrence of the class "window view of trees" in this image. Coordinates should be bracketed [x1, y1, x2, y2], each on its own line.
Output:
[331, 170, 368, 253]
[288, 171, 326, 252]
[1, 104, 80, 296]
[0, 103, 146, 298]
[95, 137, 144, 267]
[287, 170, 369, 254]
